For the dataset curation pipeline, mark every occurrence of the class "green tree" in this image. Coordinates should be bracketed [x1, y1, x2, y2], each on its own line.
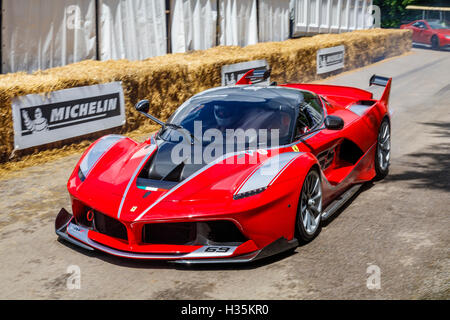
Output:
[373, 0, 448, 28]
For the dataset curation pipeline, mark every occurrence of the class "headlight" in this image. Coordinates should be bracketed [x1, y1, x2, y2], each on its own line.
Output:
[445, 35, 450, 40]
[78, 135, 124, 180]
[233, 152, 301, 200]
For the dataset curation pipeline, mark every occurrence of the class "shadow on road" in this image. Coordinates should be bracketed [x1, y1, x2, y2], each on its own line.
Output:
[413, 44, 450, 52]
[386, 121, 450, 192]
[321, 182, 374, 228]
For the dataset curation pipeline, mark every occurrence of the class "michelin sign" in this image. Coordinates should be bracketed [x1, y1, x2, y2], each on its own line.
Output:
[316, 45, 345, 75]
[222, 60, 270, 86]
[12, 82, 125, 150]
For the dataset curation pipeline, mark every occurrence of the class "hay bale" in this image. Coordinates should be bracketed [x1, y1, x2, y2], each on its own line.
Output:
[0, 29, 411, 163]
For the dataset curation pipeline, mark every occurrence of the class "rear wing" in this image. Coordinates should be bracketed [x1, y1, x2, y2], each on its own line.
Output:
[370, 75, 392, 106]
[236, 68, 271, 85]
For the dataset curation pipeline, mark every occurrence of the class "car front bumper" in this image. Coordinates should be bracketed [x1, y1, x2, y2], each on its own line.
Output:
[55, 208, 298, 264]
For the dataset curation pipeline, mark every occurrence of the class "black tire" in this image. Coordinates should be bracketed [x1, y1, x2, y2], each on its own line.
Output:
[295, 168, 322, 243]
[374, 118, 391, 180]
[431, 36, 440, 50]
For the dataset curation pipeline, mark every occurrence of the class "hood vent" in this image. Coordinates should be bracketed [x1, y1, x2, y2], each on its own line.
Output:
[137, 141, 206, 189]
[161, 161, 185, 182]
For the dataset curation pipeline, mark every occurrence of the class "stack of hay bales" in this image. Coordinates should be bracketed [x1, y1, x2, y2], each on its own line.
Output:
[0, 28, 412, 163]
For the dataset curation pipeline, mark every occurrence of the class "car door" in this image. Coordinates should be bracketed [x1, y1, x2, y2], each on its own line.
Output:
[293, 93, 376, 186]
[292, 93, 339, 175]
[416, 22, 429, 44]
[410, 22, 423, 42]
[421, 21, 435, 44]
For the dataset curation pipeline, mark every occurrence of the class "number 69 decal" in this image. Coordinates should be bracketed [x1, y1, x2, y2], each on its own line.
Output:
[185, 245, 237, 257]
[205, 247, 231, 253]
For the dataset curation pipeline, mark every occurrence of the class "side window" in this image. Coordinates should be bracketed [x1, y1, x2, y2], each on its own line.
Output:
[295, 92, 324, 138]
[412, 22, 421, 28]
[302, 92, 324, 128]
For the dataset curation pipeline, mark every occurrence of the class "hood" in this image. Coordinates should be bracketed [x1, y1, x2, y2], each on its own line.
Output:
[70, 137, 276, 223]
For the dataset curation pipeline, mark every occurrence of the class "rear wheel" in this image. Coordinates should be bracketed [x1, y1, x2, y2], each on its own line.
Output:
[374, 118, 391, 180]
[431, 36, 440, 50]
[296, 169, 322, 243]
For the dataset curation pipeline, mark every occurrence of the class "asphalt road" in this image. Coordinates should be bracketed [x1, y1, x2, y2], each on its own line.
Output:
[0, 47, 449, 300]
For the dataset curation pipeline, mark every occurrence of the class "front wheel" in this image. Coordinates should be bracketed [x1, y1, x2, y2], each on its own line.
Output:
[296, 169, 322, 243]
[431, 36, 440, 50]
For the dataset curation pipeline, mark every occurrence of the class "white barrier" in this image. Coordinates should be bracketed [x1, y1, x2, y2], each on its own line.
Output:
[172, 0, 290, 51]
[1, 0, 96, 74]
[98, 0, 167, 61]
[258, 0, 290, 42]
[218, 0, 258, 47]
[170, 0, 217, 53]
[0, 0, 376, 73]
[292, 0, 373, 37]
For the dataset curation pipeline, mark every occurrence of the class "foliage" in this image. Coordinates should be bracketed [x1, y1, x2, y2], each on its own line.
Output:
[373, 0, 449, 28]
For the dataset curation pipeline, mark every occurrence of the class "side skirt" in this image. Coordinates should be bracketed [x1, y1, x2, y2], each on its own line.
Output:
[321, 184, 362, 220]
[412, 42, 432, 48]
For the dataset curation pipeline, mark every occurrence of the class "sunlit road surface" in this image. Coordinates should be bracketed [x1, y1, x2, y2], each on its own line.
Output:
[0, 47, 448, 299]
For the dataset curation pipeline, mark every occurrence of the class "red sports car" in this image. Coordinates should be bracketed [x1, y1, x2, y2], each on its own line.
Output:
[55, 70, 392, 263]
[400, 19, 450, 50]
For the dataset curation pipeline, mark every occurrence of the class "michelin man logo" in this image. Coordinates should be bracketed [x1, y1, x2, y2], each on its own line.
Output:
[22, 108, 49, 133]
[225, 73, 237, 85]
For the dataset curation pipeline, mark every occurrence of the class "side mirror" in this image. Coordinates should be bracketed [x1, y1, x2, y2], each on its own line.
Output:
[135, 99, 150, 114]
[325, 115, 344, 130]
[134, 99, 167, 127]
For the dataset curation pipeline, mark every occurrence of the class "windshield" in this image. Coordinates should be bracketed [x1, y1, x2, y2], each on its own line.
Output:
[159, 96, 296, 147]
